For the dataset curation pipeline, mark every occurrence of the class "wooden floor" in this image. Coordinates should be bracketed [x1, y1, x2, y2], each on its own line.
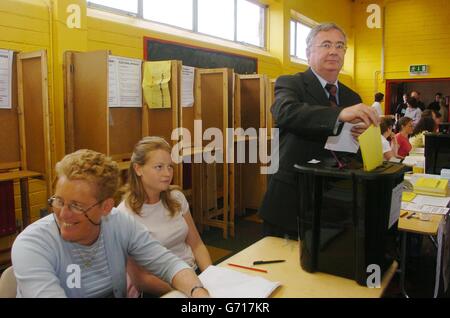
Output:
[205, 245, 232, 264]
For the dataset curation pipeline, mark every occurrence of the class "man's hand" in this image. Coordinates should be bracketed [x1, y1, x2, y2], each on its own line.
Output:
[338, 103, 380, 128]
[350, 122, 368, 137]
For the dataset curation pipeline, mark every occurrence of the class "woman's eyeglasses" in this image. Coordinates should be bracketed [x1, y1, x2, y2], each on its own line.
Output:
[48, 196, 102, 215]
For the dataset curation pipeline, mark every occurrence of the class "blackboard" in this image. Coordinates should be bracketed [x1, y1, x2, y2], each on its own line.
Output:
[144, 38, 257, 74]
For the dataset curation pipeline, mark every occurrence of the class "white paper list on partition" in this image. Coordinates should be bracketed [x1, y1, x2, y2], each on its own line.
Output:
[181, 65, 194, 108]
[389, 183, 403, 229]
[108, 56, 142, 108]
[108, 57, 120, 107]
[0, 49, 13, 109]
[324, 122, 360, 153]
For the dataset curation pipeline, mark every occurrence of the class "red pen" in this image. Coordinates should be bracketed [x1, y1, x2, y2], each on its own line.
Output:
[227, 263, 268, 273]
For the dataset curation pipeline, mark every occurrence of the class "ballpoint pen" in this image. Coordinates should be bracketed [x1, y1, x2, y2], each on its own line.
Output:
[406, 212, 416, 219]
[227, 263, 268, 273]
[253, 260, 286, 265]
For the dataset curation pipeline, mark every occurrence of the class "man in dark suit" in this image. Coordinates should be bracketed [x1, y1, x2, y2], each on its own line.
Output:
[259, 23, 380, 238]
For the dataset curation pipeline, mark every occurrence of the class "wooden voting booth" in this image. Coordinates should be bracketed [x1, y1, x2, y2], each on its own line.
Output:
[266, 78, 276, 137]
[65, 51, 142, 164]
[187, 68, 234, 239]
[64, 52, 181, 185]
[0, 50, 51, 265]
[234, 74, 267, 214]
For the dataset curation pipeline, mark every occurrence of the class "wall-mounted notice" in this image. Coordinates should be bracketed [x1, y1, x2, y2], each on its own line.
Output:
[181, 65, 194, 108]
[108, 56, 142, 108]
[0, 49, 13, 109]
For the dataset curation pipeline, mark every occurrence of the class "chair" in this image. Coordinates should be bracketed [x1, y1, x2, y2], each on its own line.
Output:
[0, 266, 16, 298]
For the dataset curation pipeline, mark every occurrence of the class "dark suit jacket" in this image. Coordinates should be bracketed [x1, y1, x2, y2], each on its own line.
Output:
[259, 68, 362, 232]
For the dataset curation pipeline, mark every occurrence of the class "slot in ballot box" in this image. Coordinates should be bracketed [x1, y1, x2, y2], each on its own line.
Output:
[294, 161, 407, 285]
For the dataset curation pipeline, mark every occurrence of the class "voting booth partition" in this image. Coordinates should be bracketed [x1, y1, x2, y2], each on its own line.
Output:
[295, 161, 407, 285]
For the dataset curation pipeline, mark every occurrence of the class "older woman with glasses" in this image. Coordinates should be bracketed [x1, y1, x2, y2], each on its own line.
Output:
[11, 149, 209, 298]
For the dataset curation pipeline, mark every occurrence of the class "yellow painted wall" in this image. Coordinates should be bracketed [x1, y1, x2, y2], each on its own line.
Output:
[384, 0, 450, 79]
[353, 0, 384, 107]
[353, 0, 450, 112]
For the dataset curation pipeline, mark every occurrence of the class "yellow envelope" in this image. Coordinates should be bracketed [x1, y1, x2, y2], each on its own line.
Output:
[358, 124, 383, 171]
[402, 192, 416, 202]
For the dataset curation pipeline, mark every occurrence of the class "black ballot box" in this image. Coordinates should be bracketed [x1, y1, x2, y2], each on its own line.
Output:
[295, 160, 407, 286]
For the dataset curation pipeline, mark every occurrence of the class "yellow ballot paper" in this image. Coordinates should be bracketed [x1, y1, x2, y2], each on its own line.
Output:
[358, 124, 383, 171]
[142, 61, 171, 109]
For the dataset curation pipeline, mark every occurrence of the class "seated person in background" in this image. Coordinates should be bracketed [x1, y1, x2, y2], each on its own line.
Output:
[380, 117, 399, 161]
[12, 149, 209, 298]
[421, 109, 440, 132]
[118, 136, 212, 297]
[395, 117, 414, 158]
[404, 97, 422, 127]
[409, 117, 436, 150]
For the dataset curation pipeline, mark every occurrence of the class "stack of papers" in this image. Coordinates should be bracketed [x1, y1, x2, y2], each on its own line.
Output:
[199, 265, 281, 298]
[401, 202, 449, 215]
[414, 177, 448, 197]
[161, 265, 281, 298]
[401, 192, 450, 216]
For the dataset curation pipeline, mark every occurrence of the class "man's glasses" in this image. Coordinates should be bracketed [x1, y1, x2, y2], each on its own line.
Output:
[313, 42, 347, 51]
[48, 196, 102, 215]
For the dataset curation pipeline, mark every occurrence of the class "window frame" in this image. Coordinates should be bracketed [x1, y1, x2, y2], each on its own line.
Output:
[87, 0, 139, 17]
[290, 14, 317, 61]
[87, 0, 267, 49]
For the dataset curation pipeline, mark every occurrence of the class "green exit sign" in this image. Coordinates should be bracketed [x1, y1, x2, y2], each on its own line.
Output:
[410, 64, 428, 74]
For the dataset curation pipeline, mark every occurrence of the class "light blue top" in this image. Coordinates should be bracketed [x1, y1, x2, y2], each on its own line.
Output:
[11, 208, 190, 298]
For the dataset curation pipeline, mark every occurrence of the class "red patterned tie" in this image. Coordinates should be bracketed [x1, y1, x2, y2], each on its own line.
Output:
[325, 83, 338, 107]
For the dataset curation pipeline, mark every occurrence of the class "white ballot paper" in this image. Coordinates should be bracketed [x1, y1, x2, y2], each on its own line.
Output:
[325, 122, 360, 153]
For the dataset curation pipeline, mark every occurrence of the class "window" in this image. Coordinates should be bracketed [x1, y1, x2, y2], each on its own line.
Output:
[237, 0, 265, 47]
[290, 20, 312, 60]
[143, 0, 193, 30]
[198, 0, 234, 41]
[88, 0, 138, 15]
[88, 0, 266, 48]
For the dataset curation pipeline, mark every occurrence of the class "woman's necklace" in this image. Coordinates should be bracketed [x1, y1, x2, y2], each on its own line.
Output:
[74, 234, 101, 269]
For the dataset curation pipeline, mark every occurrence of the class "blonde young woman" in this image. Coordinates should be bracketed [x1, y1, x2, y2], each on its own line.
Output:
[118, 137, 212, 297]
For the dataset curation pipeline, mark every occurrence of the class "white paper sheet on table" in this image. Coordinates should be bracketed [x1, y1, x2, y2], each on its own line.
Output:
[401, 202, 449, 215]
[412, 195, 450, 208]
[160, 265, 281, 298]
[199, 265, 281, 298]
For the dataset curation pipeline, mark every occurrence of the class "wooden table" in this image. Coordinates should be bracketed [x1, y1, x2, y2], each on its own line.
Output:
[163, 236, 398, 298]
[217, 236, 397, 298]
